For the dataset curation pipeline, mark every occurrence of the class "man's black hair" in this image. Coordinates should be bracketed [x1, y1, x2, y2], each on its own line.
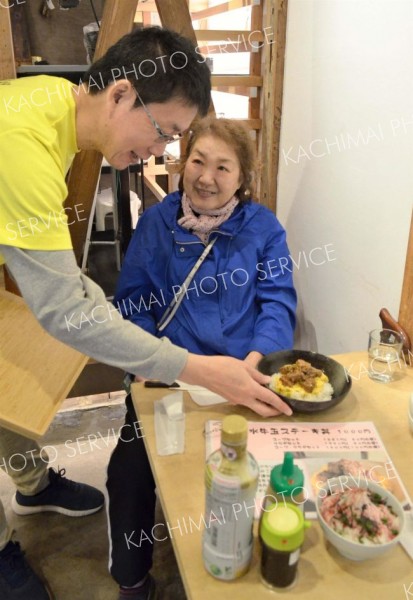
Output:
[83, 26, 211, 116]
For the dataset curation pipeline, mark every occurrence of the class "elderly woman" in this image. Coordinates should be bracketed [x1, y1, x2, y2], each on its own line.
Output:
[107, 117, 297, 600]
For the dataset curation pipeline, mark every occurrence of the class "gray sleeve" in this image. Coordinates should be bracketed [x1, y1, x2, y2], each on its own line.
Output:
[0, 245, 188, 384]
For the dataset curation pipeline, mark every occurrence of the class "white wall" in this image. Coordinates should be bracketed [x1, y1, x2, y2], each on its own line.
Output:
[277, 0, 413, 354]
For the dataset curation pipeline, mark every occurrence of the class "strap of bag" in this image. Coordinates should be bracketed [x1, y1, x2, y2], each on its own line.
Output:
[157, 237, 217, 332]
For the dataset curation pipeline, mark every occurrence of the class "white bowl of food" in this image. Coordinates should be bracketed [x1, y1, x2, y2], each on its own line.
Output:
[316, 477, 405, 561]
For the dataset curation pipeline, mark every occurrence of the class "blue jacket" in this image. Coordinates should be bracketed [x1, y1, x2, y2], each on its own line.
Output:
[114, 191, 297, 359]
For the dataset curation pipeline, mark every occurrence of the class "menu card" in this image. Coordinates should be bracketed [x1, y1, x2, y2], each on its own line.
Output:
[204, 420, 412, 519]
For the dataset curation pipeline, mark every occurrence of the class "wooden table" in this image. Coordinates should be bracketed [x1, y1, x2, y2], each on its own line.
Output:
[131, 352, 413, 600]
[0, 290, 88, 438]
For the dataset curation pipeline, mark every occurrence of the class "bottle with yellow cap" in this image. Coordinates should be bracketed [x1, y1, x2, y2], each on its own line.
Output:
[260, 502, 311, 589]
[202, 414, 259, 580]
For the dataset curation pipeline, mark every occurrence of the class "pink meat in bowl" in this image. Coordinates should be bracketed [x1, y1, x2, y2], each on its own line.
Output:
[316, 477, 405, 561]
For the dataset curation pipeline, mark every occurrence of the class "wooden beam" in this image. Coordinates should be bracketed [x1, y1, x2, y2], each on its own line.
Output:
[212, 85, 255, 97]
[64, 154, 103, 265]
[94, 0, 138, 57]
[195, 29, 264, 43]
[64, 0, 139, 265]
[211, 75, 262, 87]
[143, 157, 169, 201]
[144, 175, 166, 202]
[0, 0, 16, 79]
[135, 0, 212, 13]
[154, 0, 198, 45]
[191, 0, 260, 21]
[257, 0, 288, 211]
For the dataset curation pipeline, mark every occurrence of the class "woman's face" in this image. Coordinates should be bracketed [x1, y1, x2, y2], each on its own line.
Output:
[183, 134, 242, 211]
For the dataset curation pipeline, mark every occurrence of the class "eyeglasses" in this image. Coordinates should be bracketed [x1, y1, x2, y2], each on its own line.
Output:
[132, 85, 183, 144]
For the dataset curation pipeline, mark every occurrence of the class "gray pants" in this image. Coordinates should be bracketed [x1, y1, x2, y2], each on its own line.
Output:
[0, 426, 49, 550]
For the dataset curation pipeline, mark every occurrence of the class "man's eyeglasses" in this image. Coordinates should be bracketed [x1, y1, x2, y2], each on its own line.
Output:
[132, 85, 183, 144]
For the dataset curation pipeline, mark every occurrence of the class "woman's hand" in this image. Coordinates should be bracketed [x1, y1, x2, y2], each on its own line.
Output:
[179, 354, 292, 418]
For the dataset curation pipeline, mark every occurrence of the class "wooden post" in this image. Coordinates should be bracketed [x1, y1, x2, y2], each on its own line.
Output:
[154, 0, 198, 44]
[398, 211, 413, 346]
[0, 0, 16, 80]
[9, 1, 31, 65]
[257, 0, 288, 211]
[1, 1, 20, 293]
[249, 0, 263, 191]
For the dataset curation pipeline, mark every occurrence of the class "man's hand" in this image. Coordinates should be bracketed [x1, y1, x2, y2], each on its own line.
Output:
[179, 354, 292, 418]
[244, 351, 263, 369]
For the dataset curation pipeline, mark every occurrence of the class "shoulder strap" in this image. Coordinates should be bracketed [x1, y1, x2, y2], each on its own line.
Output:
[157, 237, 217, 332]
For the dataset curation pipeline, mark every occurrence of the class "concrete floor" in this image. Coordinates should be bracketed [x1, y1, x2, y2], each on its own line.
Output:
[0, 400, 186, 600]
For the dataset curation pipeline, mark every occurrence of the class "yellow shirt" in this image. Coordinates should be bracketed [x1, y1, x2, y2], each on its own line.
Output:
[0, 75, 79, 264]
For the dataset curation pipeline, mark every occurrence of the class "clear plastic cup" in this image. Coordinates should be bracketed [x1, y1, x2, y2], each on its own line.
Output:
[367, 328, 403, 383]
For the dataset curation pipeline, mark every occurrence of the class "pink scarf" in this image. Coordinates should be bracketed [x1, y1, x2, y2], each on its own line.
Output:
[177, 192, 239, 244]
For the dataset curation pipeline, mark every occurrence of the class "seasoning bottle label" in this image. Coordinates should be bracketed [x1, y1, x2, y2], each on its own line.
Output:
[203, 456, 259, 580]
[289, 548, 300, 566]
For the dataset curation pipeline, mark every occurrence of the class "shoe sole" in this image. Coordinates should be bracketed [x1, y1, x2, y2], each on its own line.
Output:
[11, 494, 104, 517]
[118, 583, 157, 600]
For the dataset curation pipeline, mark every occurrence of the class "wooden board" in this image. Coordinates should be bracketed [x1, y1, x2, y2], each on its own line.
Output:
[0, 291, 87, 438]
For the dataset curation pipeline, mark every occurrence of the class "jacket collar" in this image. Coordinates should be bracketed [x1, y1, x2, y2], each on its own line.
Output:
[159, 191, 261, 239]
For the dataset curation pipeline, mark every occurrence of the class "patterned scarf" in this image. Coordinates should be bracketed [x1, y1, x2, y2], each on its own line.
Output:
[177, 192, 239, 244]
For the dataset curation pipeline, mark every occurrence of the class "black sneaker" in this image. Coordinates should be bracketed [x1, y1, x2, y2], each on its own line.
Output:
[0, 541, 52, 600]
[118, 575, 157, 600]
[11, 468, 104, 517]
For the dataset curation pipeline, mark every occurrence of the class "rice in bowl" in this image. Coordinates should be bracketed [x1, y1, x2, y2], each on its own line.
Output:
[269, 358, 334, 402]
[315, 477, 405, 561]
[319, 487, 401, 545]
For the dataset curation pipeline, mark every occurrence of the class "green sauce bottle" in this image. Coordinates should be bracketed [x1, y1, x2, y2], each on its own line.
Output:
[264, 452, 305, 511]
[202, 415, 259, 580]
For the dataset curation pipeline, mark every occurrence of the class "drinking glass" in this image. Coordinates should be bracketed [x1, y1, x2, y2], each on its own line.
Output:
[367, 329, 403, 383]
